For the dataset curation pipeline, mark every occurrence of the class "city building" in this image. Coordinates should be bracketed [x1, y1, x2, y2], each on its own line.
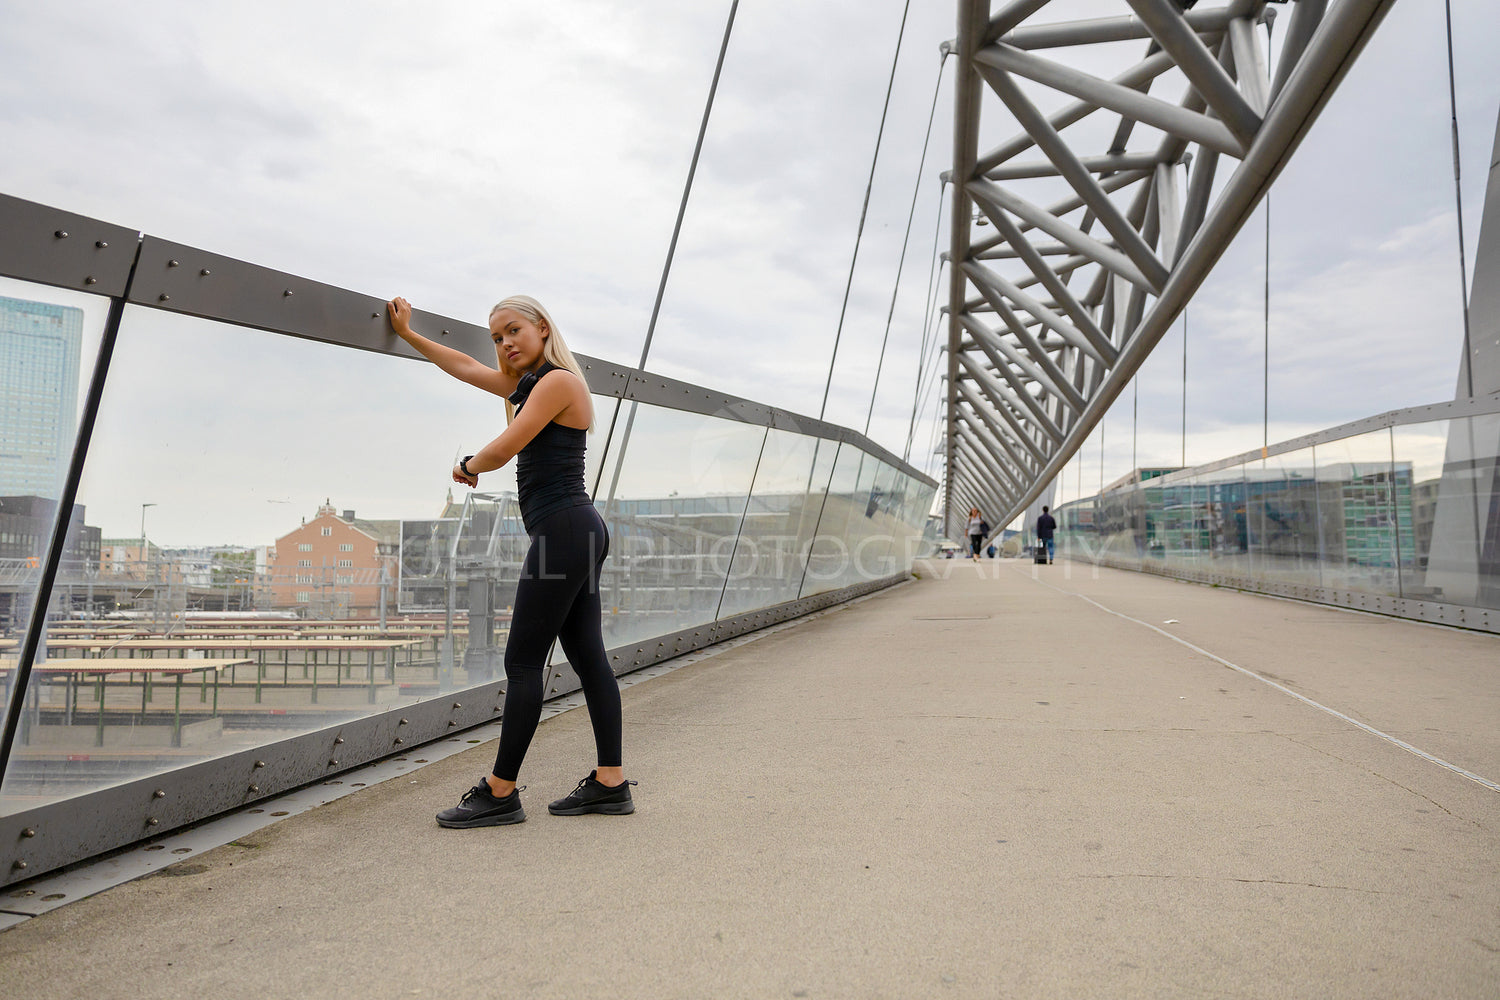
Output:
[268, 500, 399, 618]
[0, 495, 100, 566]
[0, 295, 84, 498]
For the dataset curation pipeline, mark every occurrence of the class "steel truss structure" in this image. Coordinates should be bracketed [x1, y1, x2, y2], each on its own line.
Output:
[943, 0, 1396, 538]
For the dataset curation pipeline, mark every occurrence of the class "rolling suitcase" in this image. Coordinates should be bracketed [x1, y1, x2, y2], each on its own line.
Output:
[1033, 543, 1048, 565]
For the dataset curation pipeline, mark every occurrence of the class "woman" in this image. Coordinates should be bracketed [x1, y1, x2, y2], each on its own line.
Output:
[966, 507, 987, 561]
[387, 295, 633, 827]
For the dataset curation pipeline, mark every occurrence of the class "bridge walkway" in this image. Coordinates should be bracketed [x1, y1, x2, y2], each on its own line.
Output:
[2, 559, 1497, 998]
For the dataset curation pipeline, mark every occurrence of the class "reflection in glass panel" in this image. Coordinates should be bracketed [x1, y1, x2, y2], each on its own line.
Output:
[0, 279, 108, 814]
[2, 306, 530, 812]
[800, 443, 862, 598]
[597, 404, 765, 648]
[1247, 448, 1321, 587]
[1314, 430, 1400, 597]
[718, 430, 835, 620]
[1406, 415, 1500, 610]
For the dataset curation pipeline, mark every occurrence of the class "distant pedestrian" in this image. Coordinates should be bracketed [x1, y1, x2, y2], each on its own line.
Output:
[1036, 505, 1057, 564]
[986, 543, 997, 559]
[388, 294, 635, 828]
[966, 507, 989, 561]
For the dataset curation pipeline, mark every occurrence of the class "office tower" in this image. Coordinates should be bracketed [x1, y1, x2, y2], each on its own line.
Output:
[0, 295, 84, 497]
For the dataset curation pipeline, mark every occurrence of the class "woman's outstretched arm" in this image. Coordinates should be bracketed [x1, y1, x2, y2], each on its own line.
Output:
[387, 297, 518, 397]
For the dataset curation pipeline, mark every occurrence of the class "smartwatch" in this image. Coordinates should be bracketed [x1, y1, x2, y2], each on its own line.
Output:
[459, 455, 475, 477]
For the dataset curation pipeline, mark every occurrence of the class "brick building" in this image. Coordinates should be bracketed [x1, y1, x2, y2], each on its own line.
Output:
[268, 501, 399, 618]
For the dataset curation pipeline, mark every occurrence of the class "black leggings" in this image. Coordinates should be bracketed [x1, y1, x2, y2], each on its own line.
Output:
[491, 504, 621, 781]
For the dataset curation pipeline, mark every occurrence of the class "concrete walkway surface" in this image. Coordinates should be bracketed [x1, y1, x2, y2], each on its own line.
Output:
[2, 559, 1497, 998]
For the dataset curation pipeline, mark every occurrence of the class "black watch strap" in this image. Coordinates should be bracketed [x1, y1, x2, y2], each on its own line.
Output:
[460, 455, 475, 476]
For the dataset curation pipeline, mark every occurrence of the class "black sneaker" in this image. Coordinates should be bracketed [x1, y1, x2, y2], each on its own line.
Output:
[436, 780, 526, 828]
[548, 771, 637, 816]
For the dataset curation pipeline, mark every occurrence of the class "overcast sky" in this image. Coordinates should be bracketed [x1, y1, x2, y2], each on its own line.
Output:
[1, 0, 1495, 544]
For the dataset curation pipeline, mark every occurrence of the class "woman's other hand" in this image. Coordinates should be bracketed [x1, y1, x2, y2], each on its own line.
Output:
[452, 464, 478, 488]
[387, 297, 414, 336]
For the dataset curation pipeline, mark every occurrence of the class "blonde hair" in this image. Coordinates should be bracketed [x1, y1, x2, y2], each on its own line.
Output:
[490, 295, 593, 432]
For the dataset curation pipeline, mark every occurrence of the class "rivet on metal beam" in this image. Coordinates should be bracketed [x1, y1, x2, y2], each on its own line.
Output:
[95, 240, 108, 248]
[329, 759, 339, 767]
[283, 289, 294, 297]
[153, 789, 165, 799]
[393, 737, 404, 745]
[200, 268, 211, 276]
[84, 277, 97, 285]
[54, 230, 68, 239]
[12, 860, 26, 870]
[333, 737, 344, 745]
[452, 703, 462, 710]
[253, 760, 266, 768]
[146, 818, 159, 826]
[20, 828, 35, 838]
[248, 784, 260, 793]
[447, 721, 457, 727]
[167, 259, 179, 267]
[158, 294, 170, 302]
[398, 718, 408, 726]
[440, 329, 450, 337]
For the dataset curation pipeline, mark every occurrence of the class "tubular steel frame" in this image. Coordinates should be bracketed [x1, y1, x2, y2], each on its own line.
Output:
[943, 0, 1397, 539]
[0, 192, 934, 887]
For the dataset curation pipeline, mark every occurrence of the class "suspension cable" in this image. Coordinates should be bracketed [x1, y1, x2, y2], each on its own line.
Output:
[817, 0, 913, 420]
[636, 0, 739, 371]
[1443, 0, 1474, 398]
[863, 52, 951, 436]
[904, 185, 951, 461]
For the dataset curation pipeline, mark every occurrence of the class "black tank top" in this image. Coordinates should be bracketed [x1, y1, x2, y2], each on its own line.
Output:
[509, 361, 591, 534]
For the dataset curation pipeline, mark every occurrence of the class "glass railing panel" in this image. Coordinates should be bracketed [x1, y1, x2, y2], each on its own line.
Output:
[3, 306, 520, 810]
[1095, 481, 1145, 571]
[1313, 429, 1401, 597]
[0, 279, 108, 815]
[800, 443, 863, 599]
[597, 403, 765, 647]
[1247, 447, 1321, 588]
[1156, 476, 1196, 574]
[852, 460, 902, 581]
[836, 451, 884, 589]
[1402, 415, 1500, 610]
[717, 429, 834, 620]
[889, 471, 937, 570]
[1196, 463, 1251, 579]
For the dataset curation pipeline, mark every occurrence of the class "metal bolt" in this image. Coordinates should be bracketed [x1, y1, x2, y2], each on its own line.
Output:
[372, 312, 380, 319]
[452, 703, 462, 710]
[200, 268, 211, 276]
[283, 289, 294, 297]
[54, 230, 71, 240]
[398, 718, 408, 726]
[12, 860, 26, 870]
[393, 737, 404, 745]
[84, 277, 97, 285]
[249, 784, 260, 793]
[329, 759, 339, 766]
[168, 259, 179, 267]
[21, 828, 35, 838]
[158, 294, 170, 302]
[95, 240, 108, 248]
[253, 760, 266, 769]
[153, 790, 165, 799]
[334, 737, 344, 745]
[447, 721, 457, 727]
[440, 329, 450, 336]
[146, 818, 159, 826]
